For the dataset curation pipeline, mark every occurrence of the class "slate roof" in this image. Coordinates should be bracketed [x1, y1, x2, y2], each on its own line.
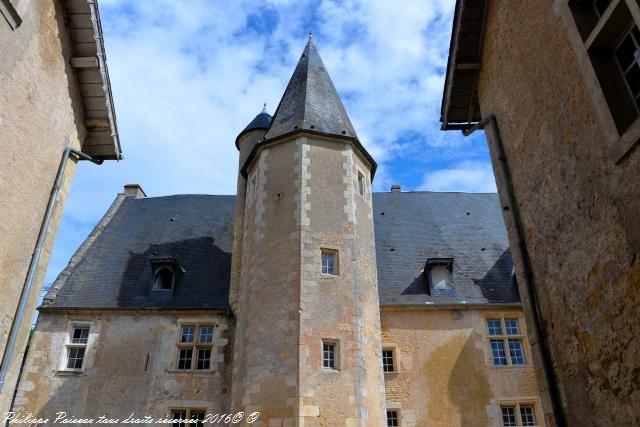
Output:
[235, 106, 272, 148]
[42, 195, 235, 310]
[264, 35, 358, 141]
[44, 191, 518, 310]
[373, 191, 519, 305]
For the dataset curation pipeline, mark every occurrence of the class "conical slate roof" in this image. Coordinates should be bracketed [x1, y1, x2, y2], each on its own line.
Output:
[243, 104, 272, 133]
[265, 35, 357, 140]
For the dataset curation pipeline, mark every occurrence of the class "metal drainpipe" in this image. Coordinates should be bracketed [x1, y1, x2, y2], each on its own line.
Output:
[463, 115, 567, 427]
[0, 148, 103, 393]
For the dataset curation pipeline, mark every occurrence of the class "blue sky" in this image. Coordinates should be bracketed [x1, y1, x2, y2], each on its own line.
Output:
[42, 0, 494, 291]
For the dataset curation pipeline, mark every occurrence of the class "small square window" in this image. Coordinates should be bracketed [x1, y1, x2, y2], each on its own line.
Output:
[181, 326, 196, 343]
[382, 349, 395, 372]
[172, 410, 187, 427]
[199, 326, 214, 343]
[66, 348, 85, 369]
[501, 406, 517, 427]
[386, 410, 399, 426]
[504, 319, 520, 335]
[487, 319, 502, 336]
[71, 327, 89, 344]
[322, 341, 337, 369]
[321, 250, 337, 275]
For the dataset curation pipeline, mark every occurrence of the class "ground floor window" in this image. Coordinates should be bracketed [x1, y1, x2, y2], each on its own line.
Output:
[500, 403, 538, 427]
[171, 409, 206, 427]
[386, 410, 399, 426]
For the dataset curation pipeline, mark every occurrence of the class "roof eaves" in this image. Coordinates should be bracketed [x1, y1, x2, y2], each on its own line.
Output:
[440, 0, 488, 131]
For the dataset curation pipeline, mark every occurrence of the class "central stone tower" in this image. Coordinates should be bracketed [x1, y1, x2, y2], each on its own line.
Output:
[230, 36, 385, 426]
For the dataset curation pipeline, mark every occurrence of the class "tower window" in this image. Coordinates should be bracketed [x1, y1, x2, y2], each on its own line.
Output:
[153, 266, 174, 290]
[322, 340, 338, 370]
[321, 249, 338, 275]
[357, 170, 365, 197]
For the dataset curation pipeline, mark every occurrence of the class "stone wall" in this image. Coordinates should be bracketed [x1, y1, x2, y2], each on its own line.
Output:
[477, 1, 640, 424]
[13, 310, 231, 422]
[381, 307, 541, 427]
[0, 0, 86, 413]
[231, 135, 385, 426]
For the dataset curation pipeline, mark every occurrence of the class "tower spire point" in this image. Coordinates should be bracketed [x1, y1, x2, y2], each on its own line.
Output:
[262, 102, 267, 113]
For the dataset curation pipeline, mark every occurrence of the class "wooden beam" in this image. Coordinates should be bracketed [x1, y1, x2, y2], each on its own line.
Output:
[71, 56, 99, 68]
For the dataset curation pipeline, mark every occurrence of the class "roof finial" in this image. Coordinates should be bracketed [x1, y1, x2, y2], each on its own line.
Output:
[262, 102, 267, 113]
[308, 31, 313, 42]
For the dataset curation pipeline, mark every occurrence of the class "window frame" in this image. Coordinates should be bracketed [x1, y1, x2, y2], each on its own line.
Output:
[386, 409, 400, 426]
[153, 265, 175, 291]
[61, 322, 92, 372]
[484, 316, 530, 368]
[382, 347, 398, 373]
[425, 258, 454, 294]
[176, 323, 215, 371]
[498, 400, 542, 427]
[356, 169, 367, 199]
[320, 248, 339, 276]
[555, 0, 640, 162]
[321, 339, 339, 371]
[171, 408, 207, 427]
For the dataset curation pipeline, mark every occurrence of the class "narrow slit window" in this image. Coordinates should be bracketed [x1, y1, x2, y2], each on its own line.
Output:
[357, 171, 365, 197]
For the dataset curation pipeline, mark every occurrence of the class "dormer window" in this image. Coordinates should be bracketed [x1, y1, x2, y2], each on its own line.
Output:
[149, 257, 182, 292]
[425, 258, 454, 293]
[153, 266, 175, 290]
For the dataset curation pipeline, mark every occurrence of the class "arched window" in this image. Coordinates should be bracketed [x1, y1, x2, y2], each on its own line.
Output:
[153, 266, 174, 290]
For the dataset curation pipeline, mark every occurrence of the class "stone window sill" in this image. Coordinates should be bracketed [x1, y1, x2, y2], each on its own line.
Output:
[55, 369, 85, 376]
[384, 371, 400, 375]
[165, 369, 216, 375]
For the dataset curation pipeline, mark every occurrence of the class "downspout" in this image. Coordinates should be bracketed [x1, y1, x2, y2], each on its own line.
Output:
[0, 148, 103, 393]
[463, 115, 567, 427]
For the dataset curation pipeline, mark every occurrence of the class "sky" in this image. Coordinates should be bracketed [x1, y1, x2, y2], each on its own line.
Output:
[42, 0, 495, 291]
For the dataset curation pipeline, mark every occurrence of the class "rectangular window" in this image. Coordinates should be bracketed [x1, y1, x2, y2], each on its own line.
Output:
[501, 406, 517, 427]
[500, 403, 538, 427]
[176, 323, 214, 370]
[386, 410, 399, 426]
[321, 250, 337, 275]
[65, 325, 90, 370]
[172, 409, 205, 427]
[357, 171, 365, 197]
[322, 341, 337, 369]
[486, 317, 528, 366]
[382, 349, 395, 372]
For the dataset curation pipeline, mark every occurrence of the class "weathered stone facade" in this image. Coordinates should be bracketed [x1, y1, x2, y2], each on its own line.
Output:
[0, 0, 119, 413]
[442, 0, 640, 425]
[13, 310, 231, 420]
[381, 307, 541, 427]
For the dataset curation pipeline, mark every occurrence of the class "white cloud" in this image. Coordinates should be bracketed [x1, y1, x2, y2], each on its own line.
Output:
[44, 1, 492, 284]
[419, 161, 497, 193]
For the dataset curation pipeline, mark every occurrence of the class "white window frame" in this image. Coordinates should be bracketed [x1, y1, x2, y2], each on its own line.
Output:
[176, 323, 215, 371]
[555, 0, 640, 162]
[483, 315, 530, 368]
[498, 400, 543, 427]
[321, 339, 339, 371]
[60, 322, 92, 372]
[320, 248, 339, 276]
[382, 347, 398, 373]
